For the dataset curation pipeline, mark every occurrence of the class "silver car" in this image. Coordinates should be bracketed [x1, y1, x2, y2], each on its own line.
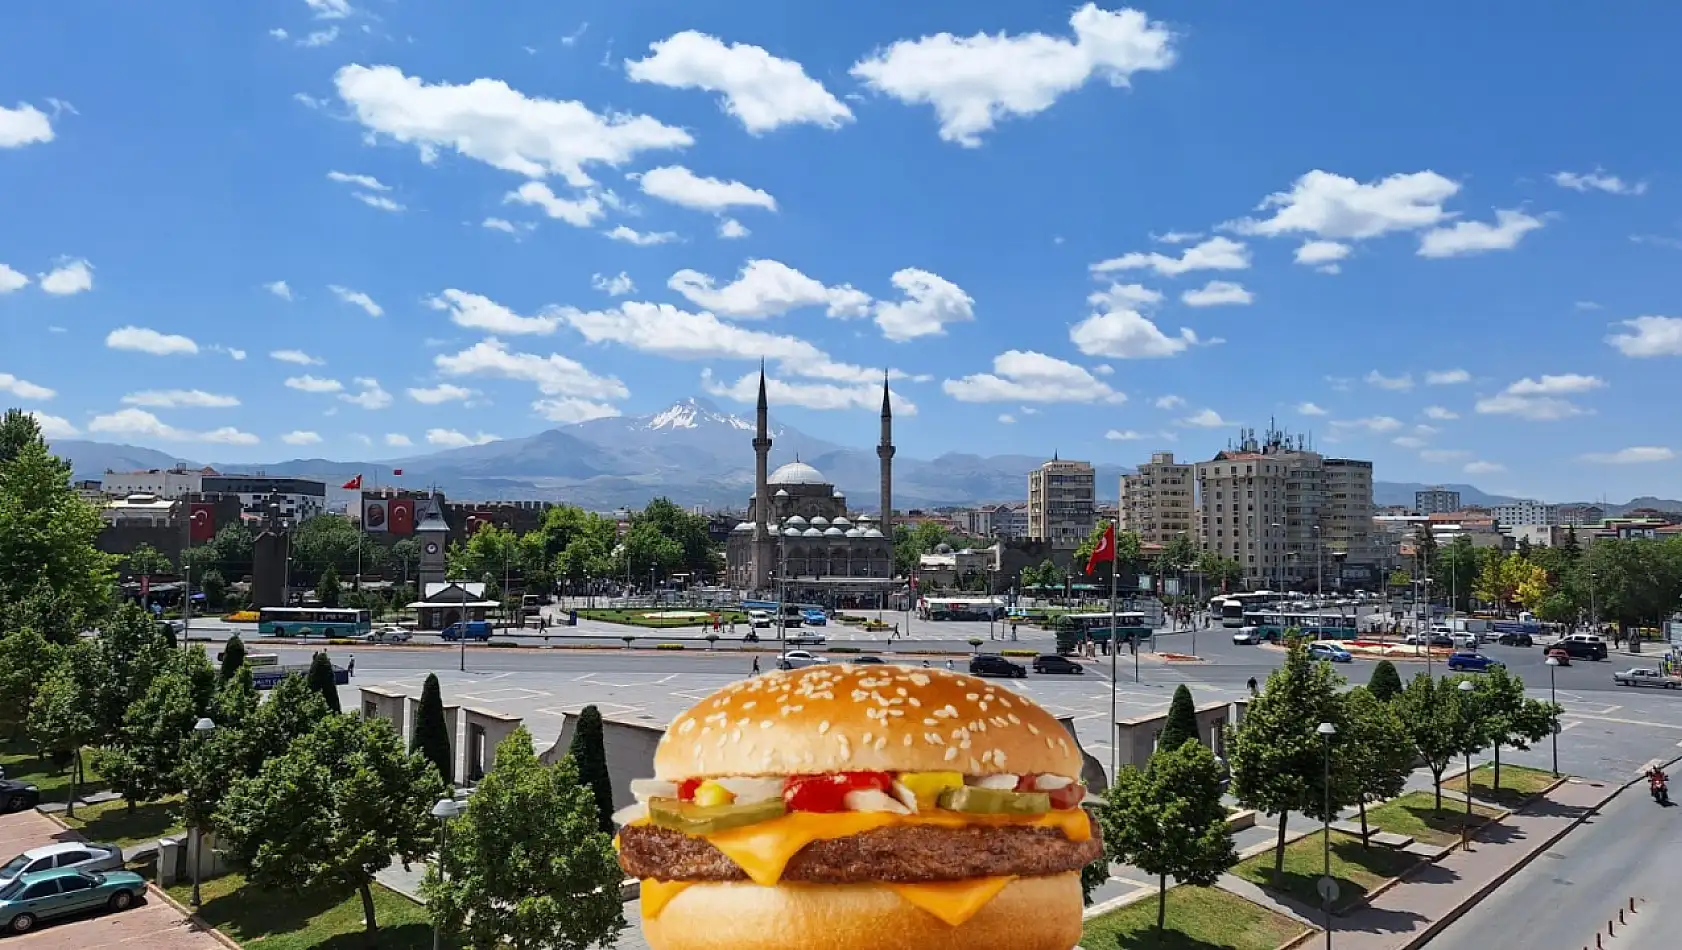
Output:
[0, 843, 124, 889]
[363, 627, 412, 643]
[775, 650, 827, 670]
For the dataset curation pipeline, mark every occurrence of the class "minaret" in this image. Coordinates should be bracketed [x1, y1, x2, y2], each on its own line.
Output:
[752, 363, 774, 589]
[877, 372, 895, 539]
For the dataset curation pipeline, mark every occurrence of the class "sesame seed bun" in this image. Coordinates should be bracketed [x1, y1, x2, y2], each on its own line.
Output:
[654, 664, 1082, 780]
[641, 873, 1083, 950]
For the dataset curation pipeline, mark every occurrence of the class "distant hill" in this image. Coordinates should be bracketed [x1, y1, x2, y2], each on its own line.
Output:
[1371, 482, 1521, 508]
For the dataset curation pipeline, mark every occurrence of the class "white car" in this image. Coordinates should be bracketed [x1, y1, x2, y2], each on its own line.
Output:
[363, 627, 412, 643]
[748, 610, 774, 629]
[0, 843, 124, 889]
[1232, 627, 1266, 645]
[776, 650, 827, 670]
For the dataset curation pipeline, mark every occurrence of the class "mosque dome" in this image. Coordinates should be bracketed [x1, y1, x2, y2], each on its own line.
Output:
[845, 528, 864, 538]
[784, 515, 809, 528]
[935, 542, 955, 555]
[732, 521, 754, 533]
[783, 527, 803, 537]
[863, 528, 885, 539]
[802, 527, 823, 538]
[832, 516, 852, 527]
[769, 461, 828, 486]
[810, 516, 830, 527]
[775, 489, 791, 498]
[823, 527, 844, 537]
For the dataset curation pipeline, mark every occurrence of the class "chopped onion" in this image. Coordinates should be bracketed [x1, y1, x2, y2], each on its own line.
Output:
[713, 777, 785, 804]
[967, 774, 1021, 790]
[1080, 791, 1106, 807]
[629, 779, 678, 802]
[844, 788, 910, 815]
[890, 780, 920, 814]
[1034, 774, 1075, 790]
[612, 802, 649, 826]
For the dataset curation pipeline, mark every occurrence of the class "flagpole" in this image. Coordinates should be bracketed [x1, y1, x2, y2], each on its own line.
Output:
[1108, 522, 1119, 784]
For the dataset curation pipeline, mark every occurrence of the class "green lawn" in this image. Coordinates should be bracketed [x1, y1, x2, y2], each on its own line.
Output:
[1082, 885, 1307, 950]
[576, 608, 748, 629]
[1446, 763, 1560, 808]
[1233, 829, 1418, 914]
[168, 871, 453, 950]
[0, 740, 107, 801]
[1363, 791, 1502, 848]
[60, 795, 185, 849]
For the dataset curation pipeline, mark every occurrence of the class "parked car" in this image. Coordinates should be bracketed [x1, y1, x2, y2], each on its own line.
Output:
[0, 781, 39, 815]
[1613, 668, 1682, 689]
[969, 654, 1027, 678]
[801, 609, 828, 627]
[1033, 654, 1085, 674]
[775, 650, 827, 670]
[0, 844, 124, 890]
[1495, 631, 1534, 647]
[1545, 647, 1571, 666]
[846, 655, 885, 664]
[1552, 635, 1608, 661]
[747, 610, 774, 629]
[363, 627, 411, 643]
[0, 868, 147, 935]
[440, 620, 493, 641]
[1307, 642, 1353, 664]
[1446, 652, 1505, 673]
[1231, 627, 1267, 645]
[1403, 632, 1454, 648]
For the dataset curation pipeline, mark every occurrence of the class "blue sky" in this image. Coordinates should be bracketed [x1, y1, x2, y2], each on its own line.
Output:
[2, 1, 1679, 503]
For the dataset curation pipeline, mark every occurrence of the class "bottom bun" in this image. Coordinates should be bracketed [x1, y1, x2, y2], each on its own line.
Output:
[641, 873, 1084, 950]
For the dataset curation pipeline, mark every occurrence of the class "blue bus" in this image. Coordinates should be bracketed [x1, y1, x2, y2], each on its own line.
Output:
[1063, 611, 1153, 643]
[257, 607, 371, 637]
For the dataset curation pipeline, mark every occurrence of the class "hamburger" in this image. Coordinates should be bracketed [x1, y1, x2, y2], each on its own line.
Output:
[614, 664, 1100, 950]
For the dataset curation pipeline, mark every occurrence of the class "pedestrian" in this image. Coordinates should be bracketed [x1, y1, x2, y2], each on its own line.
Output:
[1246, 676, 1258, 696]
[751, 656, 760, 676]
[348, 654, 356, 677]
[945, 658, 954, 671]
[922, 659, 931, 668]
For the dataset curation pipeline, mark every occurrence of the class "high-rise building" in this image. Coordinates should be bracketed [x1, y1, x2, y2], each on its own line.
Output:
[1493, 499, 1559, 528]
[1556, 504, 1605, 526]
[1120, 452, 1197, 544]
[1027, 458, 1096, 551]
[1414, 487, 1462, 515]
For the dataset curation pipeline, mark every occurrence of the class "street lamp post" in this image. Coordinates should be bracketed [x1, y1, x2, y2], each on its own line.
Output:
[1270, 523, 1285, 593]
[1545, 656, 1560, 776]
[190, 717, 216, 908]
[1316, 721, 1336, 950]
[1458, 678, 1476, 851]
[1589, 571, 1598, 634]
[430, 797, 465, 950]
[1314, 525, 1323, 598]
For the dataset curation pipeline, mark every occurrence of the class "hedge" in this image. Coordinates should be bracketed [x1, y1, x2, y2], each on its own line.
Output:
[657, 643, 685, 650]
[827, 646, 862, 654]
[1001, 649, 1038, 657]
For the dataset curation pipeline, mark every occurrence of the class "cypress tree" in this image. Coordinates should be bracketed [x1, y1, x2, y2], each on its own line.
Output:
[567, 704, 614, 832]
[1368, 659, 1403, 704]
[1156, 684, 1200, 755]
[219, 634, 247, 681]
[305, 651, 342, 714]
[411, 673, 453, 786]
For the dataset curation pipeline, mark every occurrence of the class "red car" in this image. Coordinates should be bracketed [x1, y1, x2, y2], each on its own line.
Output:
[1546, 647, 1571, 666]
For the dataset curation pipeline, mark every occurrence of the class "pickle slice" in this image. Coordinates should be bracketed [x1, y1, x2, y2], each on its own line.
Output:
[648, 797, 788, 835]
[937, 785, 1052, 815]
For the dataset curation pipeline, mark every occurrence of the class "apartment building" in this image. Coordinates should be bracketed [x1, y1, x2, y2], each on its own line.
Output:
[991, 504, 1030, 540]
[1414, 487, 1462, 515]
[1324, 458, 1377, 573]
[1493, 499, 1559, 528]
[1556, 504, 1605, 526]
[1119, 452, 1197, 544]
[1195, 450, 1290, 589]
[1027, 458, 1096, 551]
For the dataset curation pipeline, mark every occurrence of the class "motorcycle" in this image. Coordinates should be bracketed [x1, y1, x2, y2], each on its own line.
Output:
[1651, 774, 1670, 805]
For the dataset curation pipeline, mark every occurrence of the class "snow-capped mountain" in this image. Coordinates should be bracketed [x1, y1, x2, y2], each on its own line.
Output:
[642, 397, 755, 433]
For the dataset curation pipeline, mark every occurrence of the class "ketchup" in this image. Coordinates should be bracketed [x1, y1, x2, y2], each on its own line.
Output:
[783, 771, 894, 812]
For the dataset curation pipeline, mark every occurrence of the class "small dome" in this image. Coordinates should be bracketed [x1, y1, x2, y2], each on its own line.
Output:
[810, 516, 830, 527]
[775, 489, 790, 498]
[783, 527, 802, 537]
[823, 527, 844, 537]
[934, 542, 954, 554]
[833, 490, 845, 498]
[863, 528, 884, 539]
[769, 461, 828, 486]
[845, 528, 864, 538]
[856, 514, 876, 523]
[732, 521, 754, 533]
[802, 527, 823, 538]
[832, 516, 852, 527]
[784, 515, 809, 527]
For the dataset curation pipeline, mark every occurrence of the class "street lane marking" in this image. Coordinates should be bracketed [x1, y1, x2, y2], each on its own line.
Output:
[1563, 712, 1682, 730]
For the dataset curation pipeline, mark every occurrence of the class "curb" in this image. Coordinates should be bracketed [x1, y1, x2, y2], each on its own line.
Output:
[148, 884, 242, 950]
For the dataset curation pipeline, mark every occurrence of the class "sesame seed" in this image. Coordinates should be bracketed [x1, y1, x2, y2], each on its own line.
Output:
[896, 687, 908, 696]
[995, 750, 1008, 767]
[966, 693, 979, 701]
[969, 757, 982, 771]
[875, 737, 887, 751]
[903, 735, 913, 746]
[1007, 714, 1021, 725]
[818, 721, 831, 735]
[944, 747, 959, 761]
[862, 732, 874, 744]
[1027, 724, 1039, 735]
[731, 729, 742, 744]
[908, 698, 922, 707]
[742, 701, 757, 710]
[925, 733, 944, 745]
[851, 690, 869, 702]
[761, 721, 772, 730]
[910, 674, 930, 686]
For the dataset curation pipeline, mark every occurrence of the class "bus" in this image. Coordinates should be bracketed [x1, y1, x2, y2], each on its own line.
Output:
[257, 607, 371, 637]
[1217, 592, 1285, 627]
[1242, 610, 1358, 640]
[920, 597, 1007, 621]
[1062, 611, 1153, 644]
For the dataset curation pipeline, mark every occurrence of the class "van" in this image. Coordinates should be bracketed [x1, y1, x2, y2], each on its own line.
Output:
[441, 620, 493, 641]
[1555, 633, 1607, 661]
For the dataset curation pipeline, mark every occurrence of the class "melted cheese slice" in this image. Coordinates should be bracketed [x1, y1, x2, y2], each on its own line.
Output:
[888, 876, 1016, 926]
[640, 879, 692, 919]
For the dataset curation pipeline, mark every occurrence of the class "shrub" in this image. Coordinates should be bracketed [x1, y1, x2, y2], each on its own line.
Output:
[1001, 649, 1037, 657]
[827, 646, 861, 654]
[224, 611, 259, 623]
[657, 643, 684, 651]
[1053, 616, 1081, 655]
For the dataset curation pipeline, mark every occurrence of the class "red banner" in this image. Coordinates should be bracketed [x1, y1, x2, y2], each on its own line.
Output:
[388, 498, 415, 536]
[189, 503, 215, 543]
[465, 513, 489, 536]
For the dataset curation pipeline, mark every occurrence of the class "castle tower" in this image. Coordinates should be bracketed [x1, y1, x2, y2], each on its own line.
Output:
[877, 373, 895, 543]
[751, 364, 775, 589]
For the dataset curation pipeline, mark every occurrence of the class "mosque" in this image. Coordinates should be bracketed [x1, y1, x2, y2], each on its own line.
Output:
[725, 368, 898, 604]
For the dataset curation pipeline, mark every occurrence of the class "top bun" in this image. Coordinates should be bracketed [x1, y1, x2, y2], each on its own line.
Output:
[654, 664, 1083, 780]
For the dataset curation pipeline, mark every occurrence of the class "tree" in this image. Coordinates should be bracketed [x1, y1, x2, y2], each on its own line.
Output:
[1432, 536, 1479, 613]
[182, 521, 256, 583]
[0, 437, 119, 643]
[0, 626, 57, 740]
[1412, 524, 1438, 577]
[27, 642, 101, 817]
[317, 564, 342, 608]
[1099, 740, 1236, 935]
[218, 673, 329, 786]
[1075, 524, 1142, 584]
[1393, 671, 1475, 810]
[200, 569, 228, 611]
[289, 514, 365, 581]
[567, 705, 615, 833]
[1471, 666, 1560, 790]
[124, 543, 174, 577]
[1561, 525, 1582, 562]
[1157, 685, 1200, 756]
[1340, 687, 1415, 843]
[211, 662, 258, 732]
[1367, 660, 1403, 704]
[99, 648, 217, 813]
[89, 605, 175, 743]
[388, 536, 422, 585]
[219, 635, 247, 681]
[0, 408, 43, 465]
[411, 673, 453, 786]
[306, 652, 341, 714]
[1227, 641, 1346, 878]
[219, 714, 444, 937]
[1387, 569, 1412, 590]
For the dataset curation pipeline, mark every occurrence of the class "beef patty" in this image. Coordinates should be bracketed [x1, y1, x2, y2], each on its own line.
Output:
[618, 819, 1103, 885]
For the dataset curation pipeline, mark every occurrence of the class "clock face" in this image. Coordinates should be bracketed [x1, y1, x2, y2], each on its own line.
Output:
[425, 542, 439, 555]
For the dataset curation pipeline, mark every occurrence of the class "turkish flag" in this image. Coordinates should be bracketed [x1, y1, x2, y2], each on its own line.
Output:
[342, 475, 363, 490]
[189, 503, 215, 543]
[1085, 522, 1116, 575]
[392, 468, 404, 476]
[388, 498, 415, 536]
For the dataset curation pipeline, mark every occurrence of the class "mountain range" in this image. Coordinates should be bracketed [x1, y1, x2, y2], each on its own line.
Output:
[44, 397, 1682, 515]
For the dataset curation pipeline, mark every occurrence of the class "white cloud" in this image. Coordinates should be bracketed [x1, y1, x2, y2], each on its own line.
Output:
[39, 259, 93, 295]
[1576, 301, 1604, 311]
[352, 192, 404, 212]
[333, 64, 692, 188]
[1293, 240, 1350, 273]
[1552, 169, 1645, 196]
[1474, 393, 1586, 422]
[427, 288, 560, 335]
[1332, 416, 1404, 433]
[264, 280, 294, 301]
[482, 217, 532, 235]
[106, 326, 198, 356]
[0, 102, 54, 148]
[1227, 169, 1459, 240]
[340, 377, 393, 410]
[1105, 429, 1146, 440]
[529, 397, 619, 423]
[298, 27, 339, 47]
[1463, 460, 1505, 475]
[435, 338, 629, 407]
[942, 350, 1124, 405]
[327, 170, 389, 191]
[281, 430, 323, 445]
[1581, 446, 1673, 465]
[305, 0, 351, 18]
[426, 428, 499, 448]
[285, 374, 344, 394]
[1425, 368, 1470, 385]
[1087, 283, 1163, 310]
[718, 218, 749, 239]
[1091, 236, 1249, 277]
[1607, 316, 1682, 358]
[625, 31, 852, 134]
[1423, 406, 1458, 420]
[998, 414, 1015, 425]
[0, 264, 28, 293]
[1181, 409, 1231, 428]
[1364, 370, 1413, 391]
[591, 272, 636, 297]
[406, 383, 475, 405]
[1418, 209, 1543, 258]
[1071, 293, 1196, 358]
[637, 165, 777, 214]
[384, 433, 413, 447]
[1150, 231, 1201, 245]
[850, 4, 1176, 147]
[702, 369, 917, 416]
[328, 284, 382, 317]
[87, 408, 258, 445]
[1504, 373, 1604, 396]
[121, 389, 239, 409]
[271, 349, 323, 365]
[1181, 280, 1253, 307]
[216, 346, 247, 361]
[1295, 402, 1327, 416]
[1392, 436, 1428, 450]
[1420, 449, 1471, 463]
[668, 259, 871, 320]
[503, 181, 605, 227]
[604, 225, 678, 246]
[25, 411, 77, 438]
[1092, 365, 1113, 376]
[0, 374, 54, 400]
[1153, 395, 1185, 410]
[872, 268, 974, 342]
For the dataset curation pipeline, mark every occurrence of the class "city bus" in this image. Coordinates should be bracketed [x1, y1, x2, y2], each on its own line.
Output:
[1062, 611, 1153, 644]
[920, 597, 1007, 621]
[1217, 592, 1285, 627]
[257, 607, 372, 637]
[1242, 609, 1358, 640]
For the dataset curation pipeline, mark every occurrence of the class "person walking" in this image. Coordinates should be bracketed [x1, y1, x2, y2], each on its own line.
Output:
[751, 656, 760, 676]
[1246, 676, 1258, 696]
[945, 658, 954, 671]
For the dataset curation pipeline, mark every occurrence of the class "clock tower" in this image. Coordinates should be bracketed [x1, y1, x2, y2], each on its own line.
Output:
[416, 498, 450, 591]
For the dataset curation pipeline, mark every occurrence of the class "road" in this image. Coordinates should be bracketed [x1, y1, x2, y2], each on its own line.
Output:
[1422, 777, 1681, 950]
